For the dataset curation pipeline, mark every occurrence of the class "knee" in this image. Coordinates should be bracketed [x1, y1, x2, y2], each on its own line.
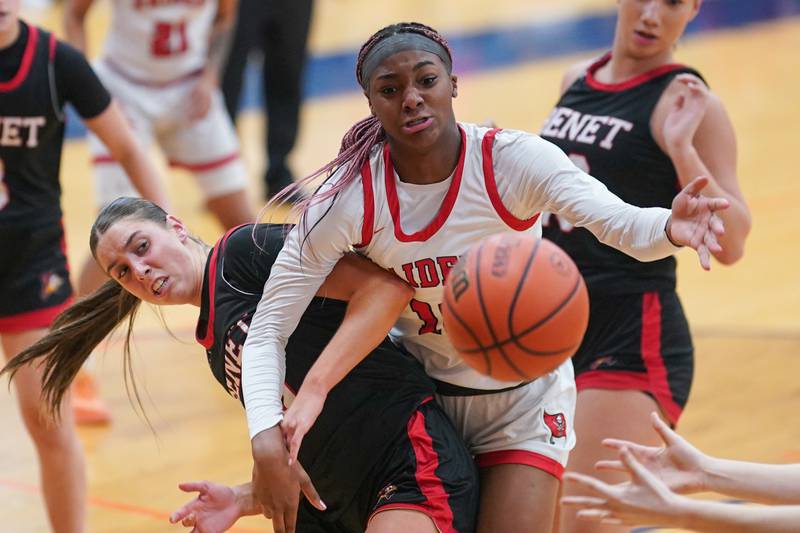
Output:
[19, 406, 77, 451]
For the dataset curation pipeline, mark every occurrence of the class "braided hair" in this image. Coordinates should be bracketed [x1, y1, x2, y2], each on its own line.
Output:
[268, 22, 453, 216]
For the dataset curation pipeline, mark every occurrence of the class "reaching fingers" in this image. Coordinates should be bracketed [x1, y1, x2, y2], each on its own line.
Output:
[710, 213, 726, 237]
[560, 495, 608, 508]
[564, 472, 614, 498]
[594, 459, 625, 472]
[288, 424, 306, 466]
[169, 506, 191, 524]
[650, 412, 677, 446]
[296, 462, 326, 511]
[602, 438, 650, 455]
[181, 513, 196, 527]
[284, 501, 299, 533]
[177, 481, 207, 494]
[619, 447, 659, 486]
[272, 511, 286, 533]
[697, 244, 711, 271]
[576, 509, 613, 522]
[682, 176, 709, 197]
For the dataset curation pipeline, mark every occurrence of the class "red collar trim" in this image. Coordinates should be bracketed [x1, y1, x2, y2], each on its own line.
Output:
[586, 52, 685, 92]
[384, 125, 467, 243]
[0, 25, 39, 93]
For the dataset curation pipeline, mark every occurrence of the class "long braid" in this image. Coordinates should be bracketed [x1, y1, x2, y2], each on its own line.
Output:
[265, 22, 453, 223]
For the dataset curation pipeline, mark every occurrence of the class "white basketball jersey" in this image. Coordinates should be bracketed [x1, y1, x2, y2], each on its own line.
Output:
[356, 123, 541, 390]
[102, 0, 216, 83]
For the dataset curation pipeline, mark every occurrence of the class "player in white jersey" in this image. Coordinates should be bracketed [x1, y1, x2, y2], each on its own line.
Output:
[64, 0, 252, 229]
[240, 23, 729, 532]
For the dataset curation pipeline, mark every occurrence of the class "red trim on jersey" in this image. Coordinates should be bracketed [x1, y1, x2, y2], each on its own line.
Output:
[475, 450, 565, 480]
[0, 25, 39, 92]
[355, 160, 375, 248]
[48, 33, 56, 62]
[384, 126, 466, 243]
[576, 370, 683, 425]
[169, 152, 240, 173]
[406, 404, 456, 533]
[195, 225, 248, 349]
[0, 299, 72, 333]
[481, 128, 540, 230]
[103, 58, 204, 88]
[92, 155, 118, 165]
[640, 292, 683, 424]
[586, 52, 685, 93]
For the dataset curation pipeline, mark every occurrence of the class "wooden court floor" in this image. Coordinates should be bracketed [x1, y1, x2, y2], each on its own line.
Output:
[2, 1, 799, 531]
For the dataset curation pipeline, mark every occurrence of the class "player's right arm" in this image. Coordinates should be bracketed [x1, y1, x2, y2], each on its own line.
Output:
[282, 253, 415, 463]
[242, 176, 363, 527]
[63, 0, 95, 53]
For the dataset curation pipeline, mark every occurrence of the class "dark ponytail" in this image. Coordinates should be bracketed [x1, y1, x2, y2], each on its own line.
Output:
[2, 280, 142, 419]
[2, 197, 169, 420]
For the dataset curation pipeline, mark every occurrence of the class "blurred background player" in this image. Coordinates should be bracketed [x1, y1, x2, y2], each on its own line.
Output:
[63, 0, 256, 423]
[0, 0, 168, 528]
[221, 0, 313, 200]
[538, 1, 752, 531]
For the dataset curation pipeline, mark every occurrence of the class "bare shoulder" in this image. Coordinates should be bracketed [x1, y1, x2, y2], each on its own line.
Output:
[559, 57, 596, 95]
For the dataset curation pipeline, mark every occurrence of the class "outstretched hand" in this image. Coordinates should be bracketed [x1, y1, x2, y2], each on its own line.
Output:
[596, 412, 708, 495]
[281, 386, 327, 466]
[562, 447, 686, 528]
[169, 481, 242, 533]
[251, 427, 326, 533]
[668, 176, 729, 270]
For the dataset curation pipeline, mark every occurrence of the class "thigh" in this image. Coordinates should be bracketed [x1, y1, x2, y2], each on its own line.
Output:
[437, 360, 576, 477]
[478, 463, 558, 533]
[159, 90, 248, 199]
[0, 224, 72, 331]
[364, 400, 479, 533]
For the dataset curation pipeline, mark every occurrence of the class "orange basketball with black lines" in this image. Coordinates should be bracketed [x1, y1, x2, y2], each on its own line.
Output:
[442, 232, 589, 382]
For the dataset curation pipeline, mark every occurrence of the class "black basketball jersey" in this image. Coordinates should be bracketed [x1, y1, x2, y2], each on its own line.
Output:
[541, 52, 704, 295]
[0, 21, 110, 228]
[195, 224, 435, 520]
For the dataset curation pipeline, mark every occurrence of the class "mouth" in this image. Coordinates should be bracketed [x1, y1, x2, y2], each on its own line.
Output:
[633, 29, 657, 43]
[152, 277, 168, 296]
[401, 117, 433, 134]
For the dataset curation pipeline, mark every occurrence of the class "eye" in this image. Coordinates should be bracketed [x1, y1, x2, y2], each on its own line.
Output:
[136, 240, 149, 254]
[379, 85, 397, 96]
[421, 75, 437, 86]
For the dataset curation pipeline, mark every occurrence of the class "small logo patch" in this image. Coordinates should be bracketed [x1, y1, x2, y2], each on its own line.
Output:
[543, 411, 567, 444]
[376, 483, 397, 504]
[39, 272, 64, 301]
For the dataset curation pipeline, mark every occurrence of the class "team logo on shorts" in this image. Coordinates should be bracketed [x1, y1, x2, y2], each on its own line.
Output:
[376, 483, 397, 504]
[543, 411, 567, 444]
[39, 272, 64, 301]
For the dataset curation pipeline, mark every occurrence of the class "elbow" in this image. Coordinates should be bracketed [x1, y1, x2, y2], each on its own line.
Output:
[393, 278, 415, 307]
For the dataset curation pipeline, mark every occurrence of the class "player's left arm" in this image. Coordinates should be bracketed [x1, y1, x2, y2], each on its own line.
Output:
[656, 74, 752, 265]
[189, 0, 237, 120]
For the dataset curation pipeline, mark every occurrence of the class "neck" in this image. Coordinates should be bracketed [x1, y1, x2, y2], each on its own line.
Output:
[605, 39, 675, 82]
[0, 19, 21, 50]
[388, 121, 461, 185]
[189, 238, 211, 308]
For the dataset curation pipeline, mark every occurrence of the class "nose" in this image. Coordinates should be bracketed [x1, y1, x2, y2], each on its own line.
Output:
[132, 260, 151, 281]
[402, 86, 423, 111]
[641, 0, 660, 26]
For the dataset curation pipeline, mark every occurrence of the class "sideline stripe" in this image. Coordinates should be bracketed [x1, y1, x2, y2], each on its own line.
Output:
[64, 0, 800, 139]
[0, 478, 263, 532]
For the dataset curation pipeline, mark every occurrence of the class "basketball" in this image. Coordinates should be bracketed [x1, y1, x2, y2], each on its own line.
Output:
[442, 232, 589, 382]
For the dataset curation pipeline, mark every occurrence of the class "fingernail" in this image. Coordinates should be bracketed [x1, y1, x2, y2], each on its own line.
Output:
[320, 500, 327, 510]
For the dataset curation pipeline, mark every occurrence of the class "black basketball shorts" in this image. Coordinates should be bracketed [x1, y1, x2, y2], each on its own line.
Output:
[295, 397, 479, 533]
[572, 290, 694, 425]
[0, 222, 73, 333]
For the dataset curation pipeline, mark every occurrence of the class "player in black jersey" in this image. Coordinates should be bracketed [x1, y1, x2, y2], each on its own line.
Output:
[538, 2, 752, 531]
[0, 2, 168, 530]
[4, 197, 478, 533]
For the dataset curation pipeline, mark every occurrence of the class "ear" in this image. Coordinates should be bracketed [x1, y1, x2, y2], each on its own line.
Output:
[166, 215, 189, 242]
[690, 0, 702, 20]
[451, 75, 458, 98]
